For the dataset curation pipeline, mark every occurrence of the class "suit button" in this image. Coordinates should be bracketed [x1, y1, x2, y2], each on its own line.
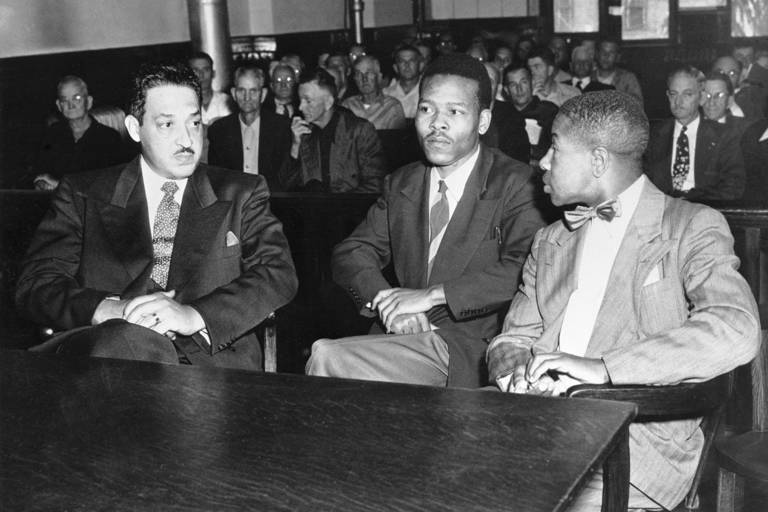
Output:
[217, 344, 226, 351]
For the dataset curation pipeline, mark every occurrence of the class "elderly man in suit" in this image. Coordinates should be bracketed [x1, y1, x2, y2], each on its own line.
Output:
[305, 54, 546, 388]
[207, 63, 292, 191]
[567, 45, 614, 93]
[16, 62, 298, 370]
[644, 65, 745, 201]
[487, 91, 760, 511]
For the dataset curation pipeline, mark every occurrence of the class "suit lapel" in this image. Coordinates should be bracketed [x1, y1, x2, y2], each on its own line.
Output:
[585, 182, 672, 356]
[657, 120, 674, 192]
[166, 165, 230, 291]
[99, 159, 153, 286]
[228, 115, 244, 171]
[428, 147, 497, 287]
[539, 225, 581, 321]
[397, 166, 431, 288]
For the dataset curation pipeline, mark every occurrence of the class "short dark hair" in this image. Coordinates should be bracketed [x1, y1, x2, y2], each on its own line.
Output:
[189, 51, 213, 66]
[128, 62, 201, 124]
[526, 46, 555, 67]
[298, 67, 337, 98]
[393, 44, 422, 61]
[502, 63, 531, 84]
[704, 71, 734, 96]
[556, 91, 649, 161]
[420, 53, 492, 110]
[233, 62, 267, 85]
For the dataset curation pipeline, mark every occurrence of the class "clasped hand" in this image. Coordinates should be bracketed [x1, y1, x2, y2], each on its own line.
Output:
[94, 290, 205, 337]
[500, 351, 609, 396]
[370, 287, 440, 333]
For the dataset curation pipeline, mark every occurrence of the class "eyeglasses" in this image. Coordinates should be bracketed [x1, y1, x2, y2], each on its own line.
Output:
[272, 77, 295, 85]
[702, 91, 728, 101]
[58, 94, 86, 105]
[714, 69, 739, 77]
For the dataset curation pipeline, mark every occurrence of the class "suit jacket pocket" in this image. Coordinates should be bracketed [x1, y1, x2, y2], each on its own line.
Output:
[638, 277, 687, 336]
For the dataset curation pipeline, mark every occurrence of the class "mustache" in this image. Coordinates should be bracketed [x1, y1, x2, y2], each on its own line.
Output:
[174, 146, 195, 155]
[424, 132, 452, 143]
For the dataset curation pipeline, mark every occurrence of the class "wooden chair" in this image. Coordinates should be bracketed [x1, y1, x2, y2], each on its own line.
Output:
[567, 371, 735, 511]
[715, 332, 767, 511]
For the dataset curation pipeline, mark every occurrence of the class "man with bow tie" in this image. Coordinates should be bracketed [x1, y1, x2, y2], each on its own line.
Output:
[16, 62, 298, 370]
[486, 91, 760, 511]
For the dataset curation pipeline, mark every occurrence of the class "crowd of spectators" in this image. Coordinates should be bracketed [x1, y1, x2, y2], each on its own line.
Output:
[25, 31, 768, 202]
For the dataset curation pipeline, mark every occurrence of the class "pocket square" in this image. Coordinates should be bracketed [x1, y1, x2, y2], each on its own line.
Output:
[225, 231, 240, 247]
[642, 265, 661, 287]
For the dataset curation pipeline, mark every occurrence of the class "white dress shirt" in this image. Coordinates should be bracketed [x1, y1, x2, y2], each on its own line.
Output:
[670, 115, 700, 192]
[427, 146, 479, 268]
[240, 115, 261, 174]
[383, 78, 420, 119]
[558, 175, 646, 357]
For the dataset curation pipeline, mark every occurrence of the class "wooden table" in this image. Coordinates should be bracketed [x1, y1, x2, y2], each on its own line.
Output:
[0, 351, 636, 511]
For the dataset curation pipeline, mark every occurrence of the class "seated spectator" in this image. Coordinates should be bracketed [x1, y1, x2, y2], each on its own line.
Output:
[436, 33, 458, 57]
[712, 55, 767, 121]
[492, 45, 514, 74]
[306, 54, 545, 388]
[504, 64, 558, 163]
[189, 51, 231, 125]
[486, 90, 759, 512]
[480, 62, 530, 163]
[280, 53, 305, 77]
[383, 44, 424, 119]
[594, 40, 643, 104]
[645, 65, 745, 201]
[325, 51, 357, 100]
[548, 36, 572, 83]
[701, 72, 749, 137]
[280, 68, 386, 193]
[466, 41, 489, 62]
[207, 64, 292, 191]
[527, 46, 580, 107]
[514, 36, 535, 64]
[568, 45, 614, 93]
[342, 55, 407, 130]
[741, 118, 768, 203]
[414, 39, 434, 64]
[262, 63, 299, 119]
[31, 75, 123, 190]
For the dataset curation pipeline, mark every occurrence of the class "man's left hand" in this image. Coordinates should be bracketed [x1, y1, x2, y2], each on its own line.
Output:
[526, 352, 609, 387]
[371, 286, 445, 332]
[122, 290, 205, 337]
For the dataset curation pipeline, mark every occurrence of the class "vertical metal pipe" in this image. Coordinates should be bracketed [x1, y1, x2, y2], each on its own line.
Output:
[351, 0, 364, 45]
[186, 0, 232, 92]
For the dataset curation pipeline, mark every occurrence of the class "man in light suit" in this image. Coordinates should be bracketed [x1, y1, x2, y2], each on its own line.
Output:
[16, 63, 298, 371]
[644, 65, 745, 201]
[306, 54, 546, 388]
[487, 91, 760, 511]
[207, 63, 292, 191]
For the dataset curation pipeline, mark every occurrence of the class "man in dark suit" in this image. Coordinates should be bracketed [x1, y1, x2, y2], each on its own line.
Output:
[644, 65, 745, 201]
[480, 62, 530, 163]
[16, 63, 298, 371]
[207, 63, 292, 191]
[305, 54, 546, 388]
[262, 63, 299, 119]
[566, 45, 614, 93]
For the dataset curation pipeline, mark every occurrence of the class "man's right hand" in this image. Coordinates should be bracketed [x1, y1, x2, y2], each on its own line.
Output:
[290, 117, 312, 158]
[91, 296, 130, 325]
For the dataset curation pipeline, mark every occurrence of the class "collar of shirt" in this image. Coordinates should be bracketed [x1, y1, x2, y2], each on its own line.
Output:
[140, 156, 188, 237]
[760, 127, 768, 142]
[728, 98, 745, 117]
[590, 174, 646, 238]
[573, 77, 591, 87]
[429, 145, 480, 216]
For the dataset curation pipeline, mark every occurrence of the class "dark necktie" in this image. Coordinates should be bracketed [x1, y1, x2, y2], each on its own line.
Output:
[429, 180, 449, 242]
[151, 181, 180, 289]
[575, 79, 584, 91]
[672, 125, 690, 191]
[563, 199, 621, 231]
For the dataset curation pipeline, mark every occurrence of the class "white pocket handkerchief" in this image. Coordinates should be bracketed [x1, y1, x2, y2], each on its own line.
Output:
[225, 231, 240, 247]
[642, 265, 661, 287]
